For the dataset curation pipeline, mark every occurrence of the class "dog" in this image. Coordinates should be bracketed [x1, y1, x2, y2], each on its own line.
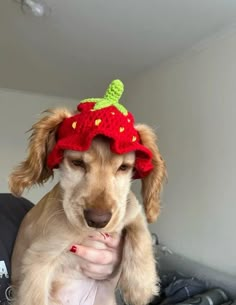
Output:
[9, 81, 166, 305]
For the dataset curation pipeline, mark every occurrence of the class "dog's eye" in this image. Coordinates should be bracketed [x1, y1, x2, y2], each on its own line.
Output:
[118, 164, 130, 172]
[71, 159, 86, 169]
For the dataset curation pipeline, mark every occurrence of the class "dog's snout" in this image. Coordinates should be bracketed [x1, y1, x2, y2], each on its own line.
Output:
[84, 209, 112, 228]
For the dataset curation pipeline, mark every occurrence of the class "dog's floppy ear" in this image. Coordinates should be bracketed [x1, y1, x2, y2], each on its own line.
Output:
[9, 108, 72, 196]
[135, 124, 167, 223]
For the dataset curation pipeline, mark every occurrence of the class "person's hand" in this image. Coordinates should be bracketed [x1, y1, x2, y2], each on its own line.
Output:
[70, 232, 123, 280]
[69, 232, 123, 305]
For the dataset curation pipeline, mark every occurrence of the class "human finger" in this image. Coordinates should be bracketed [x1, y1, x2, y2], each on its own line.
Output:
[80, 263, 113, 280]
[87, 232, 122, 249]
[69, 244, 114, 265]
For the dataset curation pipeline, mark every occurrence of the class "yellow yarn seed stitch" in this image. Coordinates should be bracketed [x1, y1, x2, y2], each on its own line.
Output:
[95, 119, 102, 126]
[72, 122, 77, 129]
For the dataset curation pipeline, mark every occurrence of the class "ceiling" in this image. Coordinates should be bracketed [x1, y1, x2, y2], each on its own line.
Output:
[1, 0, 236, 99]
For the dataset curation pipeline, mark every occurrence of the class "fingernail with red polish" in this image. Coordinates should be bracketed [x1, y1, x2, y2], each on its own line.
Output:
[105, 233, 110, 238]
[70, 245, 77, 253]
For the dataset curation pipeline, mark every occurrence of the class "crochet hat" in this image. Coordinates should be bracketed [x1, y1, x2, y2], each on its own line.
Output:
[47, 80, 154, 178]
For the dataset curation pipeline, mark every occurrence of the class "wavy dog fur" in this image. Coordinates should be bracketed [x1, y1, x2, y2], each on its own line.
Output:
[9, 107, 166, 305]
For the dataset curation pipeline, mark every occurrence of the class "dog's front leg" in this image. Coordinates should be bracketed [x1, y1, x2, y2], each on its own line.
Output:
[119, 213, 159, 305]
[12, 245, 60, 305]
[13, 264, 55, 305]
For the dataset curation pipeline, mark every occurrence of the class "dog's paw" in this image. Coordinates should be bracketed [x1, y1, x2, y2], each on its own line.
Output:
[122, 278, 160, 305]
[120, 271, 160, 305]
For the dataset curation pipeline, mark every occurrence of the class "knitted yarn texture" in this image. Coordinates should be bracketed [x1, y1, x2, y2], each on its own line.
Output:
[47, 80, 154, 178]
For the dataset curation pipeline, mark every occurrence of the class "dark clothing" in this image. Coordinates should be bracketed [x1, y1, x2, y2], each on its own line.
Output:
[0, 194, 33, 305]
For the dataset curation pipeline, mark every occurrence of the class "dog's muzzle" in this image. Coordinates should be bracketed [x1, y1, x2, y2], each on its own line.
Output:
[84, 209, 112, 228]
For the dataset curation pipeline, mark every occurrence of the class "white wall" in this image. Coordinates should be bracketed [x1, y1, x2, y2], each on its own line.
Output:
[126, 31, 236, 275]
[0, 89, 76, 203]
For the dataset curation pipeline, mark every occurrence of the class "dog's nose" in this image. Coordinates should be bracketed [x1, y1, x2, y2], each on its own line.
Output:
[84, 209, 112, 228]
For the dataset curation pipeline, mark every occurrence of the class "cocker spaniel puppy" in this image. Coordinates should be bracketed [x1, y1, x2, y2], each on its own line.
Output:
[9, 80, 166, 305]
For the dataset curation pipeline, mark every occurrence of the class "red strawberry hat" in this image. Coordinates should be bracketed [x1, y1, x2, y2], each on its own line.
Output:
[47, 80, 154, 178]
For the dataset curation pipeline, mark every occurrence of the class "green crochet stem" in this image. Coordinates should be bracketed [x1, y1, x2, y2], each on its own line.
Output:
[104, 79, 124, 103]
[81, 80, 128, 115]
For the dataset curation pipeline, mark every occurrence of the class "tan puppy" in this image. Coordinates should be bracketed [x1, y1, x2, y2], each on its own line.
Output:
[9, 83, 166, 305]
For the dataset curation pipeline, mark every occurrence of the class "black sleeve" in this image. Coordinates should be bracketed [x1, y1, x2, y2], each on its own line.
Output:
[0, 194, 33, 305]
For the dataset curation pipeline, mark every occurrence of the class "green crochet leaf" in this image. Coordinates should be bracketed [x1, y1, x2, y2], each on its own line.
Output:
[80, 80, 128, 115]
